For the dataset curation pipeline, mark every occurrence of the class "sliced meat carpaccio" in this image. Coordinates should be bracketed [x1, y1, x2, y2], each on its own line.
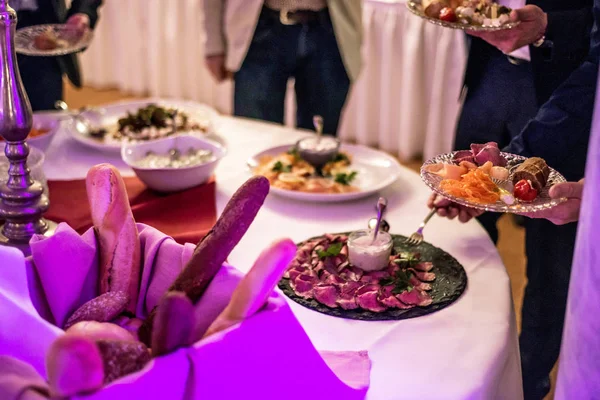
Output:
[453, 149, 476, 164]
[323, 273, 345, 286]
[378, 286, 413, 309]
[313, 284, 339, 308]
[360, 270, 390, 284]
[291, 273, 317, 299]
[398, 288, 433, 307]
[408, 268, 436, 282]
[340, 266, 363, 282]
[337, 282, 362, 310]
[409, 275, 432, 291]
[356, 284, 386, 312]
[414, 262, 433, 272]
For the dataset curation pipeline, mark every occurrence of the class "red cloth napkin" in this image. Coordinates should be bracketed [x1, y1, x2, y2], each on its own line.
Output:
[44, 177, 216, 245]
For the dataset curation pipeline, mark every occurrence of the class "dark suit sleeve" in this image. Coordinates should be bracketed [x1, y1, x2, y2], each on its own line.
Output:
[504, 3, 600, 178]
[67, 0, 103, 29]
[544, 6, 594, 61]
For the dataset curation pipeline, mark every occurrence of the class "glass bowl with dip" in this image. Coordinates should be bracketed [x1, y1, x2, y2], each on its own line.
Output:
[121, 134, 226, 192]
[347, 229, 393, 271]
[295, 136, 340, 171]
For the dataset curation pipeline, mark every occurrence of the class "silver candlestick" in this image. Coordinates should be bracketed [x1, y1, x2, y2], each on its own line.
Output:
[0, 0, 56, 253]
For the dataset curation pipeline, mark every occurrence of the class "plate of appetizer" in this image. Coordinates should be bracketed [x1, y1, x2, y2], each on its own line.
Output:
[15, 24, 94, 56]
[421, 142, 567, 213]
[66, 99, 222, 153]
[278, 231, 467, 320]
[407, 0, 519, 31]
[247, 137, 403, 203]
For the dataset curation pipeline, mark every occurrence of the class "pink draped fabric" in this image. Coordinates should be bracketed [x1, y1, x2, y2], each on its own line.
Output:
[555, 70, 600, 397]
[0, 223, 370, 400]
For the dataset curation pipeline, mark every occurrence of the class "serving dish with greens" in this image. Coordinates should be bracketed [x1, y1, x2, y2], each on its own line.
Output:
[247, 143, 403, 203]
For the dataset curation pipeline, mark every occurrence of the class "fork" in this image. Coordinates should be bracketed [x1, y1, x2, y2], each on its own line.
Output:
[406, 208, 437, 246]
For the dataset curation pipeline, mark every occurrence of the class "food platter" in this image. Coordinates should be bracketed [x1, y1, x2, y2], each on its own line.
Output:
[15, 24, 94, 56]
[65, 99, 224, 153]
[421, 151, 567, 213]
[278, 233, 468, 321]
[247, 143, 403, 203]
[406, 0, 520, 32]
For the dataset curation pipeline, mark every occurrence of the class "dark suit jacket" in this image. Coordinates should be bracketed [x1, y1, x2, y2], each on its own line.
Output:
[505, 0, 600, 181]
[17, 0, 103, 87]
[464, 0, 594, 106]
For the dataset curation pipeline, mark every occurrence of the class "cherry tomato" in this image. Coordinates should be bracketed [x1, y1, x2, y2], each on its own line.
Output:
[514, 179, 538, 202]
[439, 7, 457, 22]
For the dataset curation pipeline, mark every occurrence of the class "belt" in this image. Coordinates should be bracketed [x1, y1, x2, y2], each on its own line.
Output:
[263, 6, 326, 25]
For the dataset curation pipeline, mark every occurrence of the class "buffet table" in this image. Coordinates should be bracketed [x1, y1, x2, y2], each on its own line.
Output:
[33, 115, 523, 399]
[79, 0, 467, 162]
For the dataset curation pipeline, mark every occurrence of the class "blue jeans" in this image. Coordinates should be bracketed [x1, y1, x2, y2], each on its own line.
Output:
[455, 52, 576, 399]
[234, 7, 350, 136]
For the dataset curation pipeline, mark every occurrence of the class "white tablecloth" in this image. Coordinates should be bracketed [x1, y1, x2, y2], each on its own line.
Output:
[28, 114, 523, 399]
[79, 0, 467, 162]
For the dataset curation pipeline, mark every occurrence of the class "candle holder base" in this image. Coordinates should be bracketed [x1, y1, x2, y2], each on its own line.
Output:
[0, 218, 58, 256]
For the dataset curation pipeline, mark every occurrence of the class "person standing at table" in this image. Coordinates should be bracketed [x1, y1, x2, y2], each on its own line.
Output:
[202, 0, 362, 136]
[450, 2, 593, 399]
[13, 0, 103, 111]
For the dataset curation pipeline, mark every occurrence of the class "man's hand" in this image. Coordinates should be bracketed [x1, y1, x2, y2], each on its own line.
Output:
[427, 193, 484, 223]
[519, 180, 584, 225]
[467, 5, 548, 54]
[205, 54, 232, 83]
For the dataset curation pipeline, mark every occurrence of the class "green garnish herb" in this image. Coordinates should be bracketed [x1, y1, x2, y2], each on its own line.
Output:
[380, 269, 414, 295]
[334, 171, 358, 186]
[393, 252, 420, 268]
[287, 147, 301, 160]
[332, 152, 350, 163]
[317, 242, 344, 259]
[272, 161, 292, 173]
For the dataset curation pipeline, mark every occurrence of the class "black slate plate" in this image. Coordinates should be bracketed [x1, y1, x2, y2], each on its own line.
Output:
[278, 233, 468, 321]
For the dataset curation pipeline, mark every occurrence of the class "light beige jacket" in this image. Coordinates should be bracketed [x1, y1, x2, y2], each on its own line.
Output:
[203, 0, 363, 81]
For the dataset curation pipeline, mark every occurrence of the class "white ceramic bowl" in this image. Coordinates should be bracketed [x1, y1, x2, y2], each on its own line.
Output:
[26, 112, 62, 152]
[121, 135, 226, 193]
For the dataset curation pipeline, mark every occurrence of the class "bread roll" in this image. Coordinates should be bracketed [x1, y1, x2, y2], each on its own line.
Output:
[46, 335, 104, 398]
[512, 157, 550, 191]
[95, 340, 151, 384]
[202, 238, 296, 339]
[151, 292, 195, 357]
[138, 176, 270, 345]
[86, 164, 141, 312]
[66, 321, 136, 342]
[64, 291, 129, 330]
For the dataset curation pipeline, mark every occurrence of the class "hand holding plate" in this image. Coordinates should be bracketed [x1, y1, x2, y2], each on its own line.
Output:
[518, 180, 584, 225]
[427, 193, 483, 223]
[467, 5, 547, 54]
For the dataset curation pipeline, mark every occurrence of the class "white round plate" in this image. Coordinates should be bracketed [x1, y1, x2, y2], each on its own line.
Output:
[406, 1, 520, 32]
[421, 151, 567, 213]
[247, 144, 402, 203]
[15, 24, 94, 56]
[65, 98, 224, 153]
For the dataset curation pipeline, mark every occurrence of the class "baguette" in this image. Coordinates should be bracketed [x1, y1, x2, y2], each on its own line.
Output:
[202, 238, 296, 339]
[151, 292, 195, 357]
[66, 321, 136, 342]
[64, 291, 129, 330]
[138, 176, 270, 346]
[86, 164, 141, 312]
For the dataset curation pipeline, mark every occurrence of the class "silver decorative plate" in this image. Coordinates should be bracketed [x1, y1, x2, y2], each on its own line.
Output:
[15, 24, 94, 56]
[406, 1, 520, 32]
[421, 152, 567, 213]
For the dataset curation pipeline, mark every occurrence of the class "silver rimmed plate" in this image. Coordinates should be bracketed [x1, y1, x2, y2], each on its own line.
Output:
[15, 24, 94, 56]
[421, 152, 567, 213]
[65, 98, 224, 153]
[406, 1, 520, 32]
[248, 144, 403, 203]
